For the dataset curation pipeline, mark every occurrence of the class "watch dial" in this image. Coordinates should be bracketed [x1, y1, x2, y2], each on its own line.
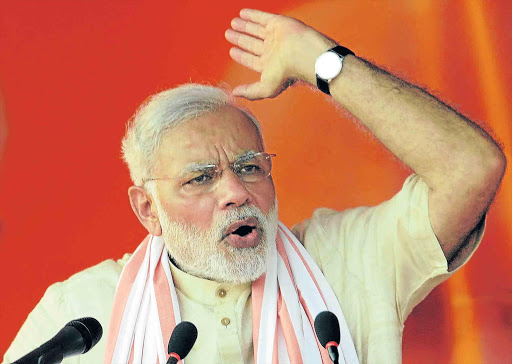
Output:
[315, 51, 343, 79]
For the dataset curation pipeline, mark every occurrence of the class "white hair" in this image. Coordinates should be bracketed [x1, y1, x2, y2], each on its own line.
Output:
[121, 84, 263, 186]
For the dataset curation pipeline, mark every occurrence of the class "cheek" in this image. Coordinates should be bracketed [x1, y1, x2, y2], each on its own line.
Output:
[166, 197, 215, 230]
[250, 179, 276, 214]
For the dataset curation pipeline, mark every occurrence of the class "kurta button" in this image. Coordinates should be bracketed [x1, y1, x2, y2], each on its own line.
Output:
[221, 317, 230, 326]
[217, 288, 227, 298]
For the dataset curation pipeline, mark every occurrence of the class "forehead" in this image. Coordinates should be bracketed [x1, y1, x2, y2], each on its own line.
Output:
[155, 105, 264, 174]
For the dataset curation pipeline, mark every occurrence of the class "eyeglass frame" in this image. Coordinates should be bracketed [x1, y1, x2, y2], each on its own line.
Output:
[141, 151, 276, 193]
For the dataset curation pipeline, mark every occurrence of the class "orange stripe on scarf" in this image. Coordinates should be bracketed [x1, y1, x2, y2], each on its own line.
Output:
[104, 225, 357, 364]
[104, 236, 151, 364]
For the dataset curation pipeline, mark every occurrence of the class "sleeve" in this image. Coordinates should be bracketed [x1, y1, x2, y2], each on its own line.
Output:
[296, 174, 485, 324]
[2, 255, 129, 364]
[2, 283, 77, 364]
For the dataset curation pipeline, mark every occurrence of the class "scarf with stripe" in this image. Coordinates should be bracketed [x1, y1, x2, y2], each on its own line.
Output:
[104, 222, 359, 364]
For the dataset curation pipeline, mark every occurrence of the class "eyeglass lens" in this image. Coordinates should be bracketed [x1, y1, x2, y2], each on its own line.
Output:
[181, 153, 273, 194]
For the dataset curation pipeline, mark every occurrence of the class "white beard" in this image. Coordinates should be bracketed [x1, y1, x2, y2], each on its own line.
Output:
[153, 197, 278, 284]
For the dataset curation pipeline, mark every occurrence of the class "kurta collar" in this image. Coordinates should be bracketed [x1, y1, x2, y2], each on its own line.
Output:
[169, 260, 252, 305]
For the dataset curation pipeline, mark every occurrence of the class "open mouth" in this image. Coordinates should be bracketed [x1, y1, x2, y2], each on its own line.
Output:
[223, 217, 259, 237]
[231, 225, 255, 236]
[222, 217, 261, 248]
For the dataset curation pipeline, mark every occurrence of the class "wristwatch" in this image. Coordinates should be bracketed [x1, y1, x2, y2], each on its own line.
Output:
[315, 45, 355, 95]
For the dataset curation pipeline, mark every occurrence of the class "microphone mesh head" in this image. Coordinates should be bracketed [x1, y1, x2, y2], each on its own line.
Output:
[314, 311, 340, 347]
[66, 317, 103, 353]
[167, 321, 198, 359]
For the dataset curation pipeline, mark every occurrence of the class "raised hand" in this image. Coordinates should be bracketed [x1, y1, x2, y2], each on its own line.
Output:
[225, 9, 335, 100]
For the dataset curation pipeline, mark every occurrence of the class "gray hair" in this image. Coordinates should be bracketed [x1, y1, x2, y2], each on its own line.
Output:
[121, 84, 263, 187]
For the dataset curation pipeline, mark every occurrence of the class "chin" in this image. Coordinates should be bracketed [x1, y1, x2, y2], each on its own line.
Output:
[184, 242, 270, 284]
[160, 197, 279, 284]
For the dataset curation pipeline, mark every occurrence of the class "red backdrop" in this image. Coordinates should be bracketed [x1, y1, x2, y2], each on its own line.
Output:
[1, 1, 511, 363]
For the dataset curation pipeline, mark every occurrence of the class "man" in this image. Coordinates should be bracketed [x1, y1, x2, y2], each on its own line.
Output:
[3, 9, 505, 364]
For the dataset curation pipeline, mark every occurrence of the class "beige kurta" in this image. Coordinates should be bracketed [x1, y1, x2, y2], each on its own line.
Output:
[2, 175, 485, 364]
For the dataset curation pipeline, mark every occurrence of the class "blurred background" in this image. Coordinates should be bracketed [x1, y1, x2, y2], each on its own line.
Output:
[0, 1, 511, 363]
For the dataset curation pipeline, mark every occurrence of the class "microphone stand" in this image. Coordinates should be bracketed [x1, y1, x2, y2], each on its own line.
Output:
[327, 345, 340, 364]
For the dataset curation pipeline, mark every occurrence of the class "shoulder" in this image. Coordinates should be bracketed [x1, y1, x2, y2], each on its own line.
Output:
[40, 253, 132, 323]
[46, 254, 132, 320]
[55, 254, 131, 292]
[293, 174, 435, 255]
[43, 254, 130, 305]
[3, 254, 132, 364]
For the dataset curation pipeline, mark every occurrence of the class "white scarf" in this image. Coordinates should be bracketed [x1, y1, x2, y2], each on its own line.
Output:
[104, 222, 359, 364]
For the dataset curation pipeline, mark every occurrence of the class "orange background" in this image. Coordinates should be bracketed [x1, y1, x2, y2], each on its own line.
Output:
[0, 1, 511, 363]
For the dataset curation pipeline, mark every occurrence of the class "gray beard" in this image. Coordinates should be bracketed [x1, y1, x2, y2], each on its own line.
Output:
[153, 197, 278, 284]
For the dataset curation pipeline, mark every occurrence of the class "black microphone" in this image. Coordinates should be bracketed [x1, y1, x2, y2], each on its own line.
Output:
[12, 317, 102, 364]
[166, 321, 198, 364]
[314, 311, 341, 364]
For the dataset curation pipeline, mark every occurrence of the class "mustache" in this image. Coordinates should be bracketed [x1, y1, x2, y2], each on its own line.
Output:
[216, 205, 266, 235]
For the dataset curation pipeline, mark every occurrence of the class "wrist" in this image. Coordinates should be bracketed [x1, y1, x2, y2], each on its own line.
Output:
[314, 45, 355, 95]
[285, 30, 336, 85]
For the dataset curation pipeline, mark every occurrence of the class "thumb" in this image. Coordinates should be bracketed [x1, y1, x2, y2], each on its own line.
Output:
[233, 82, 269, 100]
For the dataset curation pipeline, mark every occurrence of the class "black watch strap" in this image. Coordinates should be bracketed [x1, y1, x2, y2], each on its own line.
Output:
[316, 45, 355, 95]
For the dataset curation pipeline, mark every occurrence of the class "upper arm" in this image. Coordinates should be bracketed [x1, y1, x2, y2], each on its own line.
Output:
[300, 175, 485, 323]
[427, 143, 505, 263]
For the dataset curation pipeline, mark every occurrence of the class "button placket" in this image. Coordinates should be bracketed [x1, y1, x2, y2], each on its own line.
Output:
[214, 286, 243, 361]
[217, 288, 231, 327]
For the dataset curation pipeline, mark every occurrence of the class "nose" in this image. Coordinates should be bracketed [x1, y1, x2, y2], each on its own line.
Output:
[216, 168, 251, 209]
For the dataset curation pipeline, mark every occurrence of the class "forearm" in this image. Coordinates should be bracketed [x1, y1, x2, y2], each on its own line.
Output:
[226, 9, 506, 258]
[292, 32, 505, 255]
[316, 53, 505, 255]
[327, 56, 500, 188]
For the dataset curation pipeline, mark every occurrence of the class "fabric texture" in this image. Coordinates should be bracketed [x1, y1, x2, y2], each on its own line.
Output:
[293, 175, 485, 363]
[2, 175, 485, 364]
[104, 223, 358, 364]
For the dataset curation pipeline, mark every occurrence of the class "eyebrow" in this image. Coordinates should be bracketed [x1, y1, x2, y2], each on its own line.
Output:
[178, 150, 259, 176]
[236, 150, 258, 162]
[178, 163, 217, 177]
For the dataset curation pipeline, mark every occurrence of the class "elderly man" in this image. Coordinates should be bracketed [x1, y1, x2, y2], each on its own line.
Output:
[3, 9, 505, 364]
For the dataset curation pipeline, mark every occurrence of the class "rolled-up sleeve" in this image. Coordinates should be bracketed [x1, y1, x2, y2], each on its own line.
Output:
[295, 175, 485, 363]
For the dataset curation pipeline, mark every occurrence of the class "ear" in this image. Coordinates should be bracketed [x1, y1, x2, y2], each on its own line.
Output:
[128, 186, 163, 236]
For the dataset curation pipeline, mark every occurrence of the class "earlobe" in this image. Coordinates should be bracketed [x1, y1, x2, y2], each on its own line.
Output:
[128, 186, 162, 236]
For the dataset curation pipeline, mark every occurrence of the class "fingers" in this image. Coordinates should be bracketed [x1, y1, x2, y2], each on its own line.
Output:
[227, 9, 282, 101]
[239, 8, 275, 26]
[228, 47, 262, 72]
[225, 29, 264, 56]
[231, 17, 265, 39]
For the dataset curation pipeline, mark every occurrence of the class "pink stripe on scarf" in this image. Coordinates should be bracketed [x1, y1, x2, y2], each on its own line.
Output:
[298, 292, 332, 363]
[277, 292, 303, 364]
[281, 227, 328, 306]
[272, 325, 279, 363]
[105, 225, 355, 364]
[154, 257, 176, 359]
[276, 235, 296, 286]
[251, 274, 265, 364]
[104, 236, 150, 364]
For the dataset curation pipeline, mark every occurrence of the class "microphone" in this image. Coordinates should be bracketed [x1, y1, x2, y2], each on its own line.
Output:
[314, 311, 341, 364]
[166, 321, 198, 364]
[12, 317, 102, 364]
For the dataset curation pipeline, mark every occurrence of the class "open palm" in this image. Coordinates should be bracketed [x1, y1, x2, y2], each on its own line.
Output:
[225, 9, 332, 100]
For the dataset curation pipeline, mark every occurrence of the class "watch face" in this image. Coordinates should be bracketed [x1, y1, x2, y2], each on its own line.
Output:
[315, 51, 343, 80]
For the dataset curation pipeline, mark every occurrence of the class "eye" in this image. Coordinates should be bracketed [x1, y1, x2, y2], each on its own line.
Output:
[184, 174, 213, 186]
[238, 164, 261, 175]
